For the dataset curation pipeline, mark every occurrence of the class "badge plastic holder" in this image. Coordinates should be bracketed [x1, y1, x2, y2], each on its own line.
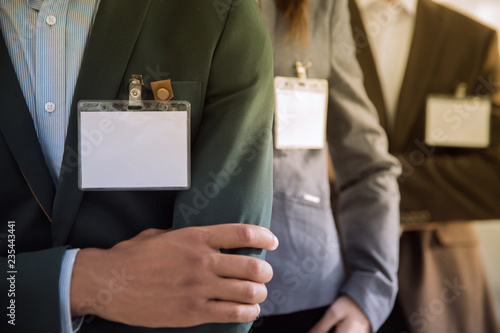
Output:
[78, 100, 191, 191]
[425, 95, 491, 148]
[274, 76, 328, 149]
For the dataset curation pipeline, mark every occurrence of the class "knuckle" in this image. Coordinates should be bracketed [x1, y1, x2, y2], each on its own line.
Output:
[188, 253, 214, 271]
[142, 228, 159, 236]
[243, 284, 259, 301]
[238, 225, 255, 244]
[184, 228, 206, 244]
[228, 305, 248, 322]
[257, 284, 268, 303]
[248, 259, 273, 283]
[185, 298, 204, 316]
[267, 263, 274, 282]
[247, 259, 262, 277]
[181, 274, 204, 289]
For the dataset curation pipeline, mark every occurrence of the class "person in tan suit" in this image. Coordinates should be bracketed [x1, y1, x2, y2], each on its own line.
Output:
[347, 0, 500, 332]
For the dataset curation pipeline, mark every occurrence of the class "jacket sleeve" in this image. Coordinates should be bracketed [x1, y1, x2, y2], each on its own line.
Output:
[397, 30, 500, 223]
[171, 0, 275, 332]
[1, 246, 68, 333]
[326, 0, 402, 330]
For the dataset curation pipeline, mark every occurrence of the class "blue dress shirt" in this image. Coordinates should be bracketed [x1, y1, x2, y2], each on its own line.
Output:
[0, 0, 100, 332]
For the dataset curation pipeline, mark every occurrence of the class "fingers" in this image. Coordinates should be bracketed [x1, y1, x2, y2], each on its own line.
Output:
[309, 296, 371, 333]
[203, 300, 261, 324]
[204, 224, 279, 251]
[208, 279, 268, 304]
[213, 253, 273, 283]
[132, 228, 168, 240]
[308, 303, 342, 333]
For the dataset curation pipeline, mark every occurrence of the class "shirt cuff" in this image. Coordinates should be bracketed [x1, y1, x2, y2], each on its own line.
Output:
[59, 249, 84, 333]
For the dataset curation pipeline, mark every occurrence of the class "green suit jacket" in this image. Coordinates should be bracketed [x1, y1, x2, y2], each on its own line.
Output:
[0, 1, 274, 332]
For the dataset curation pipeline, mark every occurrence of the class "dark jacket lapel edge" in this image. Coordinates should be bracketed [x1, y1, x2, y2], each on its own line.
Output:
[51, 0, 152, 246]
[392, 0, 449, 152]
[0, 31, 55, 220]
[349, 0, 389, 134]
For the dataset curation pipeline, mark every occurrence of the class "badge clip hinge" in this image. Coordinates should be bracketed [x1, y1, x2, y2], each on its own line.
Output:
[129, 74, 144, 109]
[296, 61, 312, 80]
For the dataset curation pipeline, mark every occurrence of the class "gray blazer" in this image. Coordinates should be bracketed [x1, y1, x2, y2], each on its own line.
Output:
[259, 0, 402, 330]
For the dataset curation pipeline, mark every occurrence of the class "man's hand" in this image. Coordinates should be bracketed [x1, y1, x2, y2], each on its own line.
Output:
[70, 224, 278, 328]
[308, 295, 371, 333]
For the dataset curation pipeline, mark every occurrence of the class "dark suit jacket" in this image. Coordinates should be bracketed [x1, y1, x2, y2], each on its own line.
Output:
[349, 0, 500, 332]
[349, 0, 500, 222]
[0, 1, 274, 332]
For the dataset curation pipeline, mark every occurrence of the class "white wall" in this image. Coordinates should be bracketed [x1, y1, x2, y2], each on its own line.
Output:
[435, 0, 500, 33]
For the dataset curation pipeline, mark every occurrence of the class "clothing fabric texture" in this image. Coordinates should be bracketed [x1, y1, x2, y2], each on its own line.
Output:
[0, 2, 100, 331]
[0, 1, 275, 332]
[0, 0, 100, 182]
[251, 306, 334, 333]
[258, 0, 401, 331]
[349, 0, 500, 332]
[356, 0, 416, 133]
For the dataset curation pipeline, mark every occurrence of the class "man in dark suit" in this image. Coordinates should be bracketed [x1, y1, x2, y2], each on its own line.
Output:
[0, 1, 277, 332]
[348, 0, 500, 332]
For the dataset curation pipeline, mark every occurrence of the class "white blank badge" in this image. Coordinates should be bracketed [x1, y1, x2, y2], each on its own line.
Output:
[274, 77, 328, 149]
[78, 101, 190, 190]
[425, 95, 491, 148]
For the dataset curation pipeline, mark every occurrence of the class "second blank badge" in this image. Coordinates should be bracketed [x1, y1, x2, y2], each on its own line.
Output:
[274, 77, 328, 149]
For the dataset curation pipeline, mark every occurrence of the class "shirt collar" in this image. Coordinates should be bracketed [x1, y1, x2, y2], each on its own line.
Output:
[27, 0, 44, 11]
[356, 0, 418, 15]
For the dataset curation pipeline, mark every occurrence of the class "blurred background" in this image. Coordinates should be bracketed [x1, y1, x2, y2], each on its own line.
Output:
[436, 0, 500, 33]
[435, 0, 500, 321]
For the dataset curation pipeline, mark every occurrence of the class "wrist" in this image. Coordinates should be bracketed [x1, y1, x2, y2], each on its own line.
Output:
[70, 248, 106, 317]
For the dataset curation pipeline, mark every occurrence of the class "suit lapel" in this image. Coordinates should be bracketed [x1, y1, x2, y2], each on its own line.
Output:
[51, 0, 152, 246]
[392, 0, 449, 152]
[349, 0, 389, 134]
[0, 32, 56, 221]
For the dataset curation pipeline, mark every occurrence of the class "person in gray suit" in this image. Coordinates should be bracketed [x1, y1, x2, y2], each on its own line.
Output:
[252, 0, 401, 332]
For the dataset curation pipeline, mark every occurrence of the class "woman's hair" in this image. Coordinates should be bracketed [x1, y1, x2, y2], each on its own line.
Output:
[274, 0, 310, 49]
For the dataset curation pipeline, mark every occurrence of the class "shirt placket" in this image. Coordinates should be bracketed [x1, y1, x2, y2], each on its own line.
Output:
[35, 0, 69, 181]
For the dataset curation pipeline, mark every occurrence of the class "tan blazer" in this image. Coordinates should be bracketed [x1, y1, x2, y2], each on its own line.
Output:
[349, 0, 500, 332]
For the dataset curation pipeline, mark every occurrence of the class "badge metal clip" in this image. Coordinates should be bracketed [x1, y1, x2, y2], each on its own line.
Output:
[295, 61, 312, 80]
[129, 74, 144, 109]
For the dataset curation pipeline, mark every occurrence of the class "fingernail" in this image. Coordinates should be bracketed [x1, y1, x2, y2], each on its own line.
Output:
[273, 235, 279, 250]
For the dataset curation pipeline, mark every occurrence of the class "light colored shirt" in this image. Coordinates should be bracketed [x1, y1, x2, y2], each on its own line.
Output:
[0, 0, 99, 183]
[60, 249, 81, 332]
[0, 1, 99, 332]
[357, 0, 417, 132]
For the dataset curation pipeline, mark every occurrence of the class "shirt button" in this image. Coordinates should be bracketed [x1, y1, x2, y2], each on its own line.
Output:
[45, 102, 56, 113]
[46, 15, 57, 26]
